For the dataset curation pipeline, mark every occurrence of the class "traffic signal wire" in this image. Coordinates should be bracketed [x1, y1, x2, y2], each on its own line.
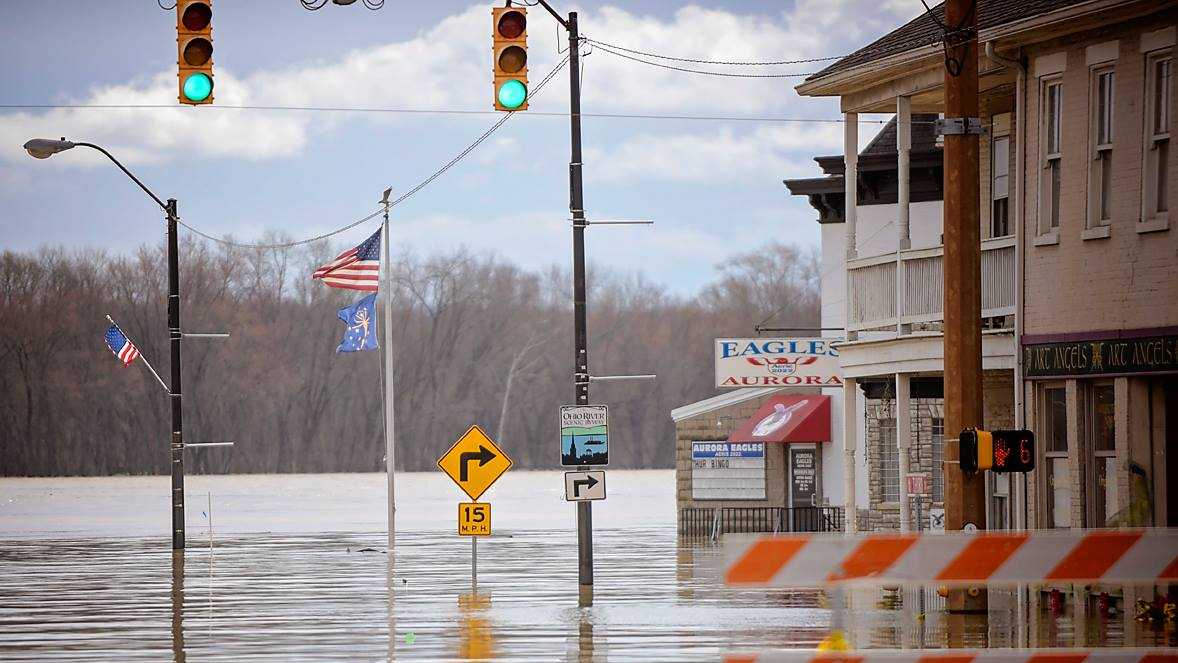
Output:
[172, 54, 571, 250]
[582, 38, 846, 66]
[0, 103, 909, 124]
[589, 42, 814, 78]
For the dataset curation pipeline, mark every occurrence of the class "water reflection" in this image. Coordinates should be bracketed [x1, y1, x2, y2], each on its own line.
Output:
[457, 592, 495, 660]
[2, 530, 1177, 661]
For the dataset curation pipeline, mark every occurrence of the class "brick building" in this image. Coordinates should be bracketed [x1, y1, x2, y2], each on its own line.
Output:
[791, 0, 1177, 532]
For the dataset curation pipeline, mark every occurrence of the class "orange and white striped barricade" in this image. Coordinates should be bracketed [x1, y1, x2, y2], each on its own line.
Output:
[723, 529, 1178, 587]
[723, 649, 1178, 663]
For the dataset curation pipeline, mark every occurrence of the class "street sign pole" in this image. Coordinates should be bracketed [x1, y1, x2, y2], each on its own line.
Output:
[565, 8, 594, 609]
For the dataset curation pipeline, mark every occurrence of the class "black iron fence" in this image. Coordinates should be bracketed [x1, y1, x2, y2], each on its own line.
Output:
[678, 506, 844, 538]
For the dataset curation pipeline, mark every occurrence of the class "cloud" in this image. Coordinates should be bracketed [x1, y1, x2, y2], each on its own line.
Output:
[585, 123, 844, 183]
[0, 1, 919, 167]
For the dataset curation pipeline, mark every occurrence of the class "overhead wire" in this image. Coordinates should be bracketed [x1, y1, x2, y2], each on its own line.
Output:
[0, 103, 910, 124]
[584, 38, 845, 66]
[590, 42, 814, 78]
[175, 53, 570, 250]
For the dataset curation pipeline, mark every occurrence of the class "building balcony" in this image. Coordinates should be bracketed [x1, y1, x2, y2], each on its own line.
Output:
[846, 235, 1015, 334]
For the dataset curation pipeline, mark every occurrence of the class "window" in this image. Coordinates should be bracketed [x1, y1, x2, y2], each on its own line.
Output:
[1143, 51, 1172, 223]
[1043, 386, 1071, 528]
[931, 417, 945, 502]
[1087, 384, 1117, 527]
[1040, 79, 1064, 234]
[1088, 68, 1115, 228]
[992, 133, 1011, 237]
[879, 418, 900, 503]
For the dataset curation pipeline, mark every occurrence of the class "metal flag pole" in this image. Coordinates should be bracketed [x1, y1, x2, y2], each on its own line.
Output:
[380, 188, 396, 558]
[106, 314, 170, 394]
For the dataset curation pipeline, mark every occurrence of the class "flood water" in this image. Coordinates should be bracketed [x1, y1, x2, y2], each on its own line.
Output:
[2, 470, 1175, 661]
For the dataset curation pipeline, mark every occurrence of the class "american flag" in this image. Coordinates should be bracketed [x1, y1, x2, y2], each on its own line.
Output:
[104, 324, 140, 367]
[312, 228, 381, 291]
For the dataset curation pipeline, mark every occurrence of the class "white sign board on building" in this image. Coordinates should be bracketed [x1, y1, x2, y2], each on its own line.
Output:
[715, 338, 843, 388]
[691, 441, 766, 500]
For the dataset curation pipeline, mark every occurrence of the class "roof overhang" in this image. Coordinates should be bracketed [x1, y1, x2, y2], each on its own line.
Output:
[796, 0, 1171, 112]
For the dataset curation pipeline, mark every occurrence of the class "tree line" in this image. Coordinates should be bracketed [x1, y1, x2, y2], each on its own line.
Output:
[0, 238, 818, 476]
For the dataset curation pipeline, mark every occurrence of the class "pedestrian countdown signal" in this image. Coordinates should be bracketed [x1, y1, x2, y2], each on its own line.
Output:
[176, 1, 214, 104]
[960, 428, 1035, 473]
[492, 6, 528, 111]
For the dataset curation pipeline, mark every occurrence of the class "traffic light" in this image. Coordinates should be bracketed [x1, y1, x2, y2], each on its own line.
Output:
[960, 428, 1035, 473]
[492, 6, 527, 111]
[176, 0, 214, 105]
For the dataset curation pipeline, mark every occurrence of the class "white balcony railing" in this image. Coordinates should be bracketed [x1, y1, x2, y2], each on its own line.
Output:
[846, 236, 1016, 333]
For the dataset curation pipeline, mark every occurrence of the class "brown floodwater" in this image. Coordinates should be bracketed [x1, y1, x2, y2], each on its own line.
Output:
[1, 472, 1174, 661]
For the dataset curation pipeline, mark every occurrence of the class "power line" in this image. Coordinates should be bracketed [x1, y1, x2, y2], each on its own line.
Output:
[0, 103, 902, 125]
[176, 54, 570, 250]
[583, 38, 845, 66]
[591, 43, 814, 78]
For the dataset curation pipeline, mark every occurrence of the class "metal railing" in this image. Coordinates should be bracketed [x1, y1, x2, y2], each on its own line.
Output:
[678, 506, 845, 539]
[846, 236, 1015, 333]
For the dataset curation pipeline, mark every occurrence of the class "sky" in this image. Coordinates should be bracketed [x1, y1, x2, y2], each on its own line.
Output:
[0, 0, 920, 295]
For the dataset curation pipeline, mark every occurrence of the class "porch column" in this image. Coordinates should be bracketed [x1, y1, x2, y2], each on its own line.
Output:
[897, 97, 912, 250]
[896, 97, 911, 336]
[896, 372, 913, 531]
[844, 112, 859, 260]
[845, 112, 859, 342]
[844, 377, 859, 533]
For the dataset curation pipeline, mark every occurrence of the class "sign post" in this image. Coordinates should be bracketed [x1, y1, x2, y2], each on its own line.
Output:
[438, 426, 512, 591]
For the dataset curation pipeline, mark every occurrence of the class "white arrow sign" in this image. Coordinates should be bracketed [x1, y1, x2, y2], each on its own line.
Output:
[564, 470, 606, 501]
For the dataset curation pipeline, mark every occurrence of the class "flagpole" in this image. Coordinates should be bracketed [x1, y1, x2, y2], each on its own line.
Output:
[106, 314, 170, 394]
[380, 189, 396, 559]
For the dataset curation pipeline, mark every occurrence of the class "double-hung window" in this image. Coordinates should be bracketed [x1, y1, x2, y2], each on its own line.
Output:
[1040, 79, 1064, 235]
[991, 114, 1011, 237]
[1088, 68, 1115, 230]
[1143, 51, 1171, 226]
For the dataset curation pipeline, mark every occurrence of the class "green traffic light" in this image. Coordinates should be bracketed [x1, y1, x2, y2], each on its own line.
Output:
[497, 79, 526, 109]
[182, 72, 213, 102]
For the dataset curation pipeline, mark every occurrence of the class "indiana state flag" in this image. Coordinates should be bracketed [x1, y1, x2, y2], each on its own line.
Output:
[336, 293, 379, 353]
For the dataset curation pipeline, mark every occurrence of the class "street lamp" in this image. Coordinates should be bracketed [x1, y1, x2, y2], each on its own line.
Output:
[23, 137, 189, 554]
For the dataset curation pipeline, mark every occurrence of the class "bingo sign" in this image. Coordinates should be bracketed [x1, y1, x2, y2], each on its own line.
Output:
[691, 442, 766, 500]
[715, 338, 843, 388]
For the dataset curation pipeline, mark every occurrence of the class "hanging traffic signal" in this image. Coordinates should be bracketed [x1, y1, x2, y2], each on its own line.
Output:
[176, 0, 214, 105]
[960, 428, 1035, 473]
[492, 5, 527, 111]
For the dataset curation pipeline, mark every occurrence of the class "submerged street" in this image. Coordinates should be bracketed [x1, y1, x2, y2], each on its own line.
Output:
[2, 472, 1175, 661]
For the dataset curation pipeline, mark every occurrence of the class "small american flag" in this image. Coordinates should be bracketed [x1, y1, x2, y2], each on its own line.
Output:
[104, 324, 140, 367]
[312, 228, 381, 291]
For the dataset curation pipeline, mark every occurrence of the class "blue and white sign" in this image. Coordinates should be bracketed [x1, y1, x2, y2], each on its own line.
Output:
[691, 441, 765, 500]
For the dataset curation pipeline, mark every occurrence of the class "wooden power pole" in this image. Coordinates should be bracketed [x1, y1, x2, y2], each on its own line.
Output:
[941, 0, 987, 613]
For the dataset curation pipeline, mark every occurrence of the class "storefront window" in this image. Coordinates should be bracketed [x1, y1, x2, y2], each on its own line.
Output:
[1043, 386, 1070, 528]
[1088, 384, 1117, 526]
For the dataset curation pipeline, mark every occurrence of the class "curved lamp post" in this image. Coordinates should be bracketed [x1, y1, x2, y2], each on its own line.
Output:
[24, 137, 188, 553]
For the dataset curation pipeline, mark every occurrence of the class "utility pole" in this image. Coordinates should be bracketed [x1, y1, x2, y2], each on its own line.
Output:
[567, 10, 594, 611]
[166, 198, 187, 554]
[531, 0, 593, 607]
[941, 0, 986, 613]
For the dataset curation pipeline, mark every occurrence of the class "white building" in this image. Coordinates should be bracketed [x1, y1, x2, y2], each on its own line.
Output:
[787, 113, 1018, 532]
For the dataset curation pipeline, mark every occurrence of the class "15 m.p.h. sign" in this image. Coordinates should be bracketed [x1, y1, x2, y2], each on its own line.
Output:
[715, 338, 843, 388]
